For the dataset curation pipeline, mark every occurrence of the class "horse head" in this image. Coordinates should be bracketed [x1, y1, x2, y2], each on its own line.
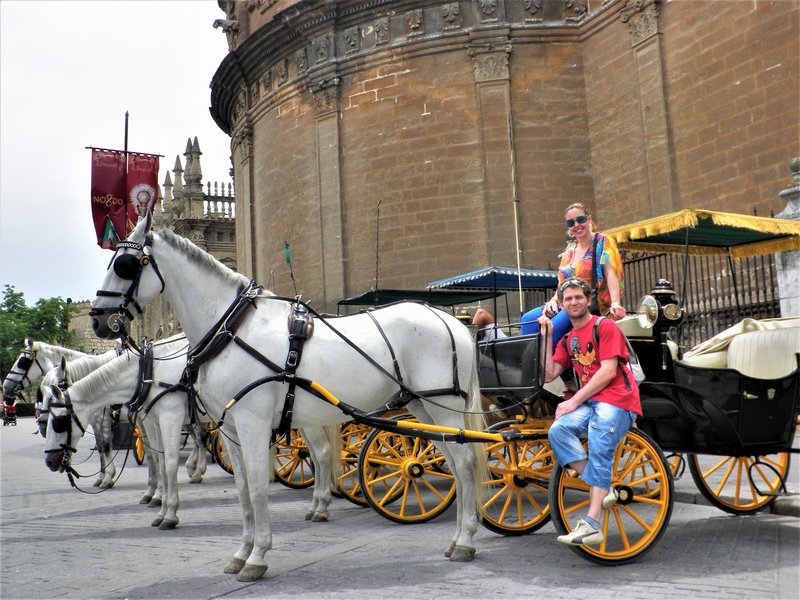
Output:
[2, 341, 45, 404]
[43, 382, 86, 473]
[90, 213, 165, 340]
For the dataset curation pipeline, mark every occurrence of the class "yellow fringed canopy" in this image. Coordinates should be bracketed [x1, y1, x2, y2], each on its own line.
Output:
[604, 209, 800, 259]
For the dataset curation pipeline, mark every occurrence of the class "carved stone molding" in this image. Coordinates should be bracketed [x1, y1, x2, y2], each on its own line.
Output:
[468, 45, 513, 83]
[442, 2, 462, 30]
[344, 26, 361, 53]
[564, 0, 589, 22]
[312, 33, 334, 64]
[406, 9, 424, 36]
[295, 48, 308, 73]
[523, 0, 543, 23]
[233, 123, 253, 163]
[374, 17, 390, 45]
[311, 78, 341, 117]
[476, 0, 498, 23]
[620, 0, 663, 47]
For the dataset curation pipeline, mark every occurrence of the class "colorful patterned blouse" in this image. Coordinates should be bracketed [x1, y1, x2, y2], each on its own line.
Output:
[557, 232, 624, 314]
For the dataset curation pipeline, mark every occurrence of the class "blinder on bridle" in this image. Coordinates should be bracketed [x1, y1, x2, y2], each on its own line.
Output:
[90, 236, 164, 336]
[4, 348, 40, 404]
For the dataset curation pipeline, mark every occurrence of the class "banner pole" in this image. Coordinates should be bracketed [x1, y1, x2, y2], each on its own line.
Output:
[124, 111, 129, 234]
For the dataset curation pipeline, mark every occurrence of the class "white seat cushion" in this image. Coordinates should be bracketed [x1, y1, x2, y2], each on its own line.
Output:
[727, 327, 800, 379]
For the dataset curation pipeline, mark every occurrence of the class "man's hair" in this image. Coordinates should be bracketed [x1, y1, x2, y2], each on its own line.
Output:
[557, 278, 591, 301]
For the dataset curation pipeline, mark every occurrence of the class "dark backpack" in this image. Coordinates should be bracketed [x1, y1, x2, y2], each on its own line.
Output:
[561, 316, 645, 391]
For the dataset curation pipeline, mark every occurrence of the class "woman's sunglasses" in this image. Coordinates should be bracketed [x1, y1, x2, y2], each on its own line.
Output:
[565, 214, 589, 228]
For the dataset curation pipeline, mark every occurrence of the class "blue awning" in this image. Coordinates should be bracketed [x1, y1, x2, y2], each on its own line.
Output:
[428, 266, 558, 291]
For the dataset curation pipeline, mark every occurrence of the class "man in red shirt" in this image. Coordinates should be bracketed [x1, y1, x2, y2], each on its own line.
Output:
[538, 278, 641, 546]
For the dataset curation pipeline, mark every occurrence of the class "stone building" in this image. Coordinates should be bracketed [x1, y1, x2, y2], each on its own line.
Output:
[209, 0, 799, 314]
[137, 137, 237, 340]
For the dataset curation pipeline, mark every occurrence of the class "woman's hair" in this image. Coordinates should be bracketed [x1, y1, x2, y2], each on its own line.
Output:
[564, 202, 590, 216]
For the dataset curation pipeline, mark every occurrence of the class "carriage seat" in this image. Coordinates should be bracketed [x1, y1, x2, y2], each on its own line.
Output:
[726, 327, 800, 379]
[681, 318, 800, 378]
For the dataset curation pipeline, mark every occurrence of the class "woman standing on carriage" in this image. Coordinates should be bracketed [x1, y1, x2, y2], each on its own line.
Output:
[520, 202, 626, 343]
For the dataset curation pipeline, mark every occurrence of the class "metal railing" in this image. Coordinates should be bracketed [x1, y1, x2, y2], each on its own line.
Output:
[622, 252, 780, 350]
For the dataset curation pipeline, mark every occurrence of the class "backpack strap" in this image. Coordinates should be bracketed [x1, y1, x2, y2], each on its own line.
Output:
[593, 316, 633, 392]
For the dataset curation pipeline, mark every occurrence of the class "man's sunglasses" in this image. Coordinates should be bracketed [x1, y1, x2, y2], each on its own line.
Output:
[565, 214, 589, 228]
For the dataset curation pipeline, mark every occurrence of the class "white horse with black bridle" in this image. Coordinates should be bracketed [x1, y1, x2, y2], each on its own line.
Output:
[3, 342, 120, 488]
[43, 336, 205, 528]
[88, 215, 487, 581]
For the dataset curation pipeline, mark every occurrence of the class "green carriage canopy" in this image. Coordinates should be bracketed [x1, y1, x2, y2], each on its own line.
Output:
[337, 288, 502, 308]
[604, 208, 800, 259]
[427, 265, 558, 291]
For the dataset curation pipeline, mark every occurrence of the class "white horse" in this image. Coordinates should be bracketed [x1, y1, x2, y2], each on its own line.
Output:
[3, 341, 120, 488]
[88, 215, 488, 581]
[43, 336, 201, 528]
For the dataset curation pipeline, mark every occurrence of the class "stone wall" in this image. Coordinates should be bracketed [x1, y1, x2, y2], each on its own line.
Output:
[210, 0, 799, 314]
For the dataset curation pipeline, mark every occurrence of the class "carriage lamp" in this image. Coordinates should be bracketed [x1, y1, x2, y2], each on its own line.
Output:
[636, 279, 683, 334]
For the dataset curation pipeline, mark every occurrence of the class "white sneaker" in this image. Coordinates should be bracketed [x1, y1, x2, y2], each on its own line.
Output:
[556, 519, 604, 546]
[602, 487, 619, 510]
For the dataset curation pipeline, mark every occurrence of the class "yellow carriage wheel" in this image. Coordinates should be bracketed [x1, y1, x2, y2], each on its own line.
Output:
[133, 425, 146, 465]
[273, 429, 315, 489]
[336, 421, 374, 506]
[549, 428, 673, 565]
[480, 433, 553, 535]
[688, 452, 790, 515]
[213, 432, 235, 475]
[358, 428, 456, 524]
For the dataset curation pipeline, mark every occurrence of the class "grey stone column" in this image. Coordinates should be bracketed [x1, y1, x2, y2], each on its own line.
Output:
[776, 157, 800, 317]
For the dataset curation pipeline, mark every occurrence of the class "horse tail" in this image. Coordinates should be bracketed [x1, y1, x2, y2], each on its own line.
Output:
[464, 364, 490, 512]
[322, 424, 341, 489]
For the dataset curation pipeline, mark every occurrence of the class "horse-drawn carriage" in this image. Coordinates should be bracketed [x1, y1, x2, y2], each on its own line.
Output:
[39, 209, 800, 580]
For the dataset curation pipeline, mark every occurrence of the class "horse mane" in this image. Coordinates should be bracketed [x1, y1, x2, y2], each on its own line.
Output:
[156, 229, 251, 289]
[62, 350, 119, 383]
[31, 342, 87, 363]
[66, 353, 137, 403]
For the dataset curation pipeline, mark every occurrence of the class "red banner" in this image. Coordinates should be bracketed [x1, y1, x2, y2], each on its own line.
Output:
[90, 149, 126, 249]
[125, 152, 159, 235]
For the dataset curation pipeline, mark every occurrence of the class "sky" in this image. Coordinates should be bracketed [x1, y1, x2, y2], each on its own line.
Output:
[0, 0, 233, 304]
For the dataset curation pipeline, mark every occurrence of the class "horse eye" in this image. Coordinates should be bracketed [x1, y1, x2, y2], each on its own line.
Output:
[52, 415, 72, 434]
[113, 253, 140, 280]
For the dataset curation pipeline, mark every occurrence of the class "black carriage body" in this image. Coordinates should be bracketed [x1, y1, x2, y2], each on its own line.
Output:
[638, 362, 800, 456]
[477, 334, 542, 399]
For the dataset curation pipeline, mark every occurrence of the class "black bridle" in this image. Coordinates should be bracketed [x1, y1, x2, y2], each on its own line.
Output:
[3, 348, 45, 404]
[89, 235, 165, 343]
[43, 387, 87, 480]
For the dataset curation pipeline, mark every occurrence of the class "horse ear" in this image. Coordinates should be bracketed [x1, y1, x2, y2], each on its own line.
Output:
[25, 338, 33, 349]
[59, 357, 66, 372]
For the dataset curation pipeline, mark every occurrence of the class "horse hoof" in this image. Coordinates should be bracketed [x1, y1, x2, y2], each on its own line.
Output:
[190, 475, 203, 484]
[151, 516, 164, 527]
[223, 557, 246, 574]
[148, 498, 162, 507]
[449, 546, 476, 562]
[100, 481, 114, 490]
[93, 479, 103, 487]
[444, 542, 456, 558]
[139, 495, 153, 504]
[237, 564, 268, 582]
[305, 511, 313, 521]
[159, 518, 179, 530]
[311, 512, 329, 522]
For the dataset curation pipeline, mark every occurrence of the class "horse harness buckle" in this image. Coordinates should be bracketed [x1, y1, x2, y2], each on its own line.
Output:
[275, 300, 314, 440]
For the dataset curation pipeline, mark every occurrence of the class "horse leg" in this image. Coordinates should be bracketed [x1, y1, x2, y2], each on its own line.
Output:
[186, 422, 207, 483]
[411, 401, 481, 562]
[141, 419, 163, 507]
[220, 430, 257, 575]
[92, 411, 115, 488]
[235, 421, 274, 582]
[300, 426, 335, 522]
[157, 410, 183, 530]
[150, 426, 170, 527]
[97, 438, 117, 489]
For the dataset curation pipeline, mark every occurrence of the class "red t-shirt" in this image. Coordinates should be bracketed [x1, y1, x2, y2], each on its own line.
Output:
[553, 315, 642, 415]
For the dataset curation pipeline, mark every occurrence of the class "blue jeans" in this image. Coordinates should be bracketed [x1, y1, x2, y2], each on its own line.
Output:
[548, 400, 636, 490]
[520, 306, 571, 348]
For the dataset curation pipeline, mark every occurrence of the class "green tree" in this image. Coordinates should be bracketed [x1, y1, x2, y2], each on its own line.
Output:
[0, 285, 79, 380]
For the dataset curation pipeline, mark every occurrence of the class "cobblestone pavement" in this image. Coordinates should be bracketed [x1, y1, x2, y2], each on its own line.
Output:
[2, 418, 798, 600]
